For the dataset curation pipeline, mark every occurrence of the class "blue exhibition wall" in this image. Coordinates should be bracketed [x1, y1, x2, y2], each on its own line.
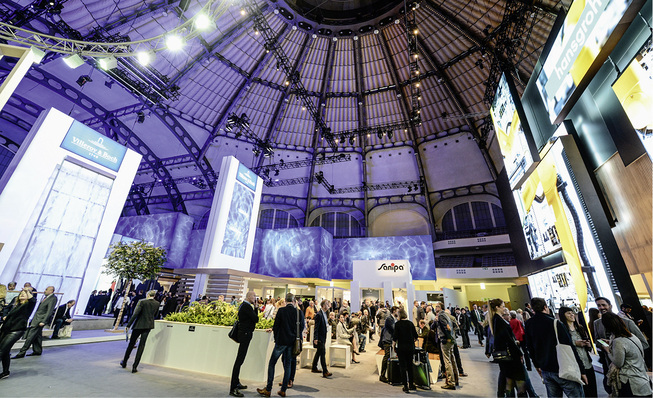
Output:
[332, 235, 436, 280]
[115, 213, 194, 269]
[250, 227, 332, 280]
[249, 228, 436, 281]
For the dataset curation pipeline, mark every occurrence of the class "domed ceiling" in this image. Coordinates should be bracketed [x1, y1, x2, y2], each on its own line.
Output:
[0, 0, 569, 226]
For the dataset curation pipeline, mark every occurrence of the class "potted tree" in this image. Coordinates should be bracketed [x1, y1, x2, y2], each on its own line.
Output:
[103, 240, 167, 331]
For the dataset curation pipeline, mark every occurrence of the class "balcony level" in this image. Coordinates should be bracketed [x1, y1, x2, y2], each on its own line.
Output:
[433, 227, 511, 252]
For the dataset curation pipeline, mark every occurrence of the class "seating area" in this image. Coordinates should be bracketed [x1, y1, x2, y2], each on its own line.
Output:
[481, 253, 516, 267]
[435, 256, 474, 268]
[435, 227, 509, 241]
[435, 253, 515, 268]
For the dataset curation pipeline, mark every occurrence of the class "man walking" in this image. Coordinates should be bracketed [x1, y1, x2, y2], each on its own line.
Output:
[311, 299, 332, 378]
[470, 304, 484, 346]
[13, 285, 56, 358]
[379, 306, 398, 383]
[258, 293, 300, 397]
[230, 291, 258, 397]
[525, 297, 587, 397]
[121, 290, 159, 373]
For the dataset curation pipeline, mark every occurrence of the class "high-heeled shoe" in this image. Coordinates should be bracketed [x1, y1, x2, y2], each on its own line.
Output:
[351, 359, 360, 364]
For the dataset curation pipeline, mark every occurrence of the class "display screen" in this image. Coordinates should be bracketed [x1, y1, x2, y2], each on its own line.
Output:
[537, 0, 635, 123]
[513, 186, 563, 260]
[490, 73, 538, 188]
[220, 181, 255, 259]
[612, 42, 653, 158]
[61, 121, 127, 172]
[528, 264, 580, 311]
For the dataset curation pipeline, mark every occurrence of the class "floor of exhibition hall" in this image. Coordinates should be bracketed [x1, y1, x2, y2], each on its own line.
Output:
[1, 332, 608, 397]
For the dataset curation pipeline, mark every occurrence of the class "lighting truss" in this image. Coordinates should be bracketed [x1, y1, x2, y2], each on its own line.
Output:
[312, 171, 425, 195]
[252, 153, 350, 174]
[131, 172, 218, 194]
[224, 111, 274, 158]
[0, 0, 229, 57]
[242, 0, 336, 151]
[405, 1, 422, 127]
[331, 119, 414, 143]
[264, 176, 311, 187]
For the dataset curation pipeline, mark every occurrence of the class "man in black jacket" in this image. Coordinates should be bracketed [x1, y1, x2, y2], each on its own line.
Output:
[525, 297, 587, 397]
[470, 304, 484, 346]
[121, 290, 159, 373]
[14, 285, 56, 358]
[311, 299, 332, 378]
[379, 306, 398, 383]
[230, 291, 258, 397]
[50, 300, 75, 339]
[258, 293, 300, 397]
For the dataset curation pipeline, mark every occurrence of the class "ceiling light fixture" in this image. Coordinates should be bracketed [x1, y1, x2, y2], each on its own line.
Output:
[195, 13, 213, 30]
[97, 56, 117, 70]
[166, 34, 184, 51]
[76, 75, 92, 87]
[63, 54, 85, 69]
[136, 50, 155, 66]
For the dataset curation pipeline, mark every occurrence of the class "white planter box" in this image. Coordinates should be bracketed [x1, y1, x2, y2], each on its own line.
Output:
[141, 320, 282, 382]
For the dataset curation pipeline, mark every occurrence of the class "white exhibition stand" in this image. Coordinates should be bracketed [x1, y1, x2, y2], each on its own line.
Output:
[140, 320, 282, 382]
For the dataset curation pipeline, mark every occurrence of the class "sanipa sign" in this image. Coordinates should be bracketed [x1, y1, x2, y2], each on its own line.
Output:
[536, 0, 644, 124]
[378, 262, 406, 273]
[352, 260, 412, 286]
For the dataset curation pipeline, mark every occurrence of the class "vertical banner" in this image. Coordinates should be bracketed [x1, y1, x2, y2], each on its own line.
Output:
[197, 156, 262, 271]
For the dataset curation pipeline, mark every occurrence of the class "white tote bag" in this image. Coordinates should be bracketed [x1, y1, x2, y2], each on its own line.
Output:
[553, 319, 583, 384]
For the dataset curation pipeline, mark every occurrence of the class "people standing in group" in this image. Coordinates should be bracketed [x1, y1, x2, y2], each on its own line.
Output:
[0, 288, 36, 379]
[593, 296, 649, 393]
[13, 285, 56, 359]
[489, 299, 526, 396]
[435, 302, 456, 390]
[121, 290, 159, 373]
[393, 308, 419, 393]
[229, 291, 258, 397]
[559, 306, 597, 398]
[257, 293, 301, 397]
[50, 300, 75, 339]
[525, 297, 587, 397]
[601, 312, 652, 397]
[379, 305, 398, 383]
[470, 304, 484, 346]
[311, 299, 332, 379]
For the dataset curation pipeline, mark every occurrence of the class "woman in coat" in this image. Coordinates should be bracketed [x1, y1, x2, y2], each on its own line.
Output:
[489, 298, 526, 396]
[602, 312, 652, 397]
[336, 313, 359, 363]
[0, 289, 36, 379]
[393, 308, 419, 393]
[559, 306, 597, 398]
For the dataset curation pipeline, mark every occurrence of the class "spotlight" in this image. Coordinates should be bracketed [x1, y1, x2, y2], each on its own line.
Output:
[104, 80, 114, 89]
[240, 8, 246, 16]
[475, 59, 484, 70]
[98, 56, 117, 70]
[408, 185, 412, 193]
[63, 54, 85, 69]
[137, 111, 145, 123]
[349, 136, 355, 145]
[373, 29, 379, 35]
[136, 50, 155, 66]
[284, 80, 290, 86]
[274, 169, 279, 176]
[195, 13, 213, 30]
[483, 25, 491, 36]
[387, 130, 393, 139]
[377, 129, 383, 139]
[279, 159, 284, 165]
[166, 34, 185, 51]
[76, 75, 92, 87]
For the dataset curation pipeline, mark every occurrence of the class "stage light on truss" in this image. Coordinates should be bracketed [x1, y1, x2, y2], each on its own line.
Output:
[195, 13, 214, 30]
[136, 50, 155, 66]
[63, 54, 85, 69]
[166, 34, 185, 51]
[97, 56, 117, 70]
[76, 75, 92, 87]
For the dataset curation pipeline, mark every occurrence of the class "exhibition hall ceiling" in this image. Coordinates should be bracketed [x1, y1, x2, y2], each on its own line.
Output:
[0, 0, 569, 221]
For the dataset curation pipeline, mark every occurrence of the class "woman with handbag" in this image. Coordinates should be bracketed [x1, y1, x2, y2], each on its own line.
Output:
[601, 312, 652, 397]
[489, 298, 527, 397]
[336, 313, 359, 363]
[559, 307, 597, 398]
[0, 288, 36, 379]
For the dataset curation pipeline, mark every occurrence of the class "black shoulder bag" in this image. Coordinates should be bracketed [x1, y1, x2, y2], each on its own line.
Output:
[228, 303, 241, 343]
[292, 308, 303, 356]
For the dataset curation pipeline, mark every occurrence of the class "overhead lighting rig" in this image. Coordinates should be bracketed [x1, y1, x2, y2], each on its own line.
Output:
[252, 153, 350, 175]
[242, 0, 337, 151]
[314, 171, 335, 194]
[224, 111, 274, 158]
[405, 1, 422, 127]
[331, 120, 413, 145]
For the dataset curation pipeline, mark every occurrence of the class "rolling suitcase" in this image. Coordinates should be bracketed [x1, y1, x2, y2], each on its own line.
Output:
[387, 358, 402, 385]
[412, 348, 432, 389]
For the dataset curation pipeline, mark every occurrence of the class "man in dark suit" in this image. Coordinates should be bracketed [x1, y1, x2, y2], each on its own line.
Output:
[121, 289, 159, 373]
[470, 304, 484, 346]
[257, 293, 299, 397]
[229, 291, 258, 397]
[50, 300, 75, 339]
[379, 306, 398, 383]
[311, 299, 332, 378]
[13, 285, 56, 358]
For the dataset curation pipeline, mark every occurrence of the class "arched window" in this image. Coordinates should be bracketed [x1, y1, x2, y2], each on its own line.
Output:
[492, 204, 506, 227]
[439, 201, 507, 238]
[310, 212, 364, 237]
[258, 209, 298, 230]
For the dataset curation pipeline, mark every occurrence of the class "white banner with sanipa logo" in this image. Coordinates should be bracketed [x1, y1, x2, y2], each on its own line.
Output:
[352, 259, 412, 287]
